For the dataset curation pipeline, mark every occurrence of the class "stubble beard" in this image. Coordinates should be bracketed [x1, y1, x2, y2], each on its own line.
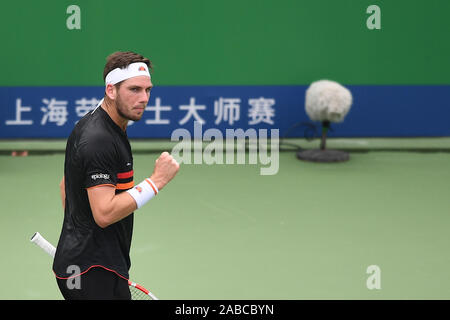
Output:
[116, 93, 144, 122]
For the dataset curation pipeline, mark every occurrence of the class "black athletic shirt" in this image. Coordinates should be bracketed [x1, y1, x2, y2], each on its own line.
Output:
[53, 105, 134, 280]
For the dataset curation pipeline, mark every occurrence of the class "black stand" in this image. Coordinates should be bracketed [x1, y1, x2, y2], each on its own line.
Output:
[296, 121, 350, 163]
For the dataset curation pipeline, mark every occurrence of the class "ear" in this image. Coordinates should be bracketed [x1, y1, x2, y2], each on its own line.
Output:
[105, 84, 117, 100]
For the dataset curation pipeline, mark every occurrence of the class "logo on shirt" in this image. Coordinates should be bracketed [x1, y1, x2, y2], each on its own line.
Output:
[91, 173, 110, 181]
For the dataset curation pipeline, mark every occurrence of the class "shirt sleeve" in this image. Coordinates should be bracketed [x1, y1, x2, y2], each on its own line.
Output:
[79, 134, 118, 189]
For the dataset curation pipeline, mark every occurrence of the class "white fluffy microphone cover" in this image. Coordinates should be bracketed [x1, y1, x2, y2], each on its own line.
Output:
[305, 80, 353, 123]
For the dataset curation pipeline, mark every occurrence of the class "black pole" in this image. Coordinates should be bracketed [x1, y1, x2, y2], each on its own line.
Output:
[320, 121, 330, 150]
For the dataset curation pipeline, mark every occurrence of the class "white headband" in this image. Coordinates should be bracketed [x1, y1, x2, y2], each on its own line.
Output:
[105, 62, 151, 86]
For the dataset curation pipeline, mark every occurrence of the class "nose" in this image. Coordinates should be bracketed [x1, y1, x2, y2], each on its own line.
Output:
[138, 90, 150, 104]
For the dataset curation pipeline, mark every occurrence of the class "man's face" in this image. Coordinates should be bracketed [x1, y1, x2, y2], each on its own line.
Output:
[115, 75, 153, 122]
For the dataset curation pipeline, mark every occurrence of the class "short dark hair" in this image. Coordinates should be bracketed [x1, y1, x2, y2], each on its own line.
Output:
[103, 51, 152, 83]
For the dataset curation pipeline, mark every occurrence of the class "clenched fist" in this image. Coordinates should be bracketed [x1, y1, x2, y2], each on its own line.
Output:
[150, 152, 180, 191]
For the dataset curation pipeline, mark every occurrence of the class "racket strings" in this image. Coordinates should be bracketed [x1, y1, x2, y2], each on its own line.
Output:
[129, 285, 152, 300]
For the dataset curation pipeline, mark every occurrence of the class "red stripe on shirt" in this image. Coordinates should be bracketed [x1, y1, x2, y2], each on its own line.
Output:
[117, 170, 134, 179]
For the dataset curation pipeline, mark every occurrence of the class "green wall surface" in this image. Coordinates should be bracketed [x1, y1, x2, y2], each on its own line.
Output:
[1, 0, 449, 86]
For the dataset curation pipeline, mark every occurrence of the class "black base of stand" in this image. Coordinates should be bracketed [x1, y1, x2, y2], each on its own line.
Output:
[296, 149, 350, 163]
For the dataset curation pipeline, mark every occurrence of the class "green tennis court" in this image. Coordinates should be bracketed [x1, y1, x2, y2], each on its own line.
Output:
[1, 138, 449, 299]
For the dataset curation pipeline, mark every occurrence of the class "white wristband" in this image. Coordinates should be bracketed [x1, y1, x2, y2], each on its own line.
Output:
[126, 178, 159, 209]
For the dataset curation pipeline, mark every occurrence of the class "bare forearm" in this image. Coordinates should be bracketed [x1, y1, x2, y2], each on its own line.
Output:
[88, 152, 179, 228]
[60, 176, 66, 210]
[92, 191, 137, 228]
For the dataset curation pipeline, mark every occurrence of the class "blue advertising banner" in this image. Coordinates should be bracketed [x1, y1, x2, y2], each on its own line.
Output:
[0, 85, 449, 138]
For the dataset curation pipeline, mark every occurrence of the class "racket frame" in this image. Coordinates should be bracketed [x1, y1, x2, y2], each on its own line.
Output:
[30, 231, 158, 300]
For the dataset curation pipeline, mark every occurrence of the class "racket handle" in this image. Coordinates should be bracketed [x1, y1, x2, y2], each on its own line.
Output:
[30, 232, 56, 258]
[31, 232, 160, 300]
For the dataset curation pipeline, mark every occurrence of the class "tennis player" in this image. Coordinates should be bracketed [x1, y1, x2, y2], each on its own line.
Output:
[53, 51, 180, 299]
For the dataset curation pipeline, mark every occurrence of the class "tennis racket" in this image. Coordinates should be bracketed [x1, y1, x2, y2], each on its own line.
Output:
[30, 231, 159, 300]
